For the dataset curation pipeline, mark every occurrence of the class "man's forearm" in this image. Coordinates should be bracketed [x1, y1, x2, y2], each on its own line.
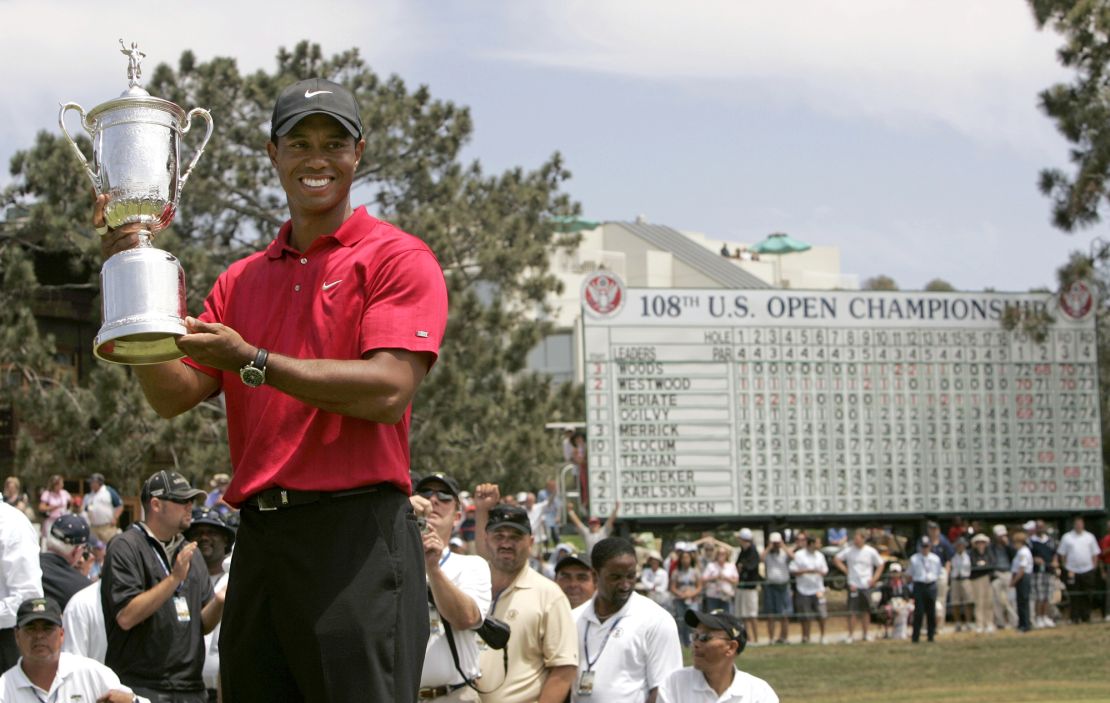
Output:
[134, 361, 215, 418]
[116, 576, 180, 631]
[537, 665, 577, 703]
[201, 595, 224, 635]
[428, 566, 482, 629]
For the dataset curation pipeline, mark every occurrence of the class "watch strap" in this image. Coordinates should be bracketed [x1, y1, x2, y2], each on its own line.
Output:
[253, 347, 269, 372]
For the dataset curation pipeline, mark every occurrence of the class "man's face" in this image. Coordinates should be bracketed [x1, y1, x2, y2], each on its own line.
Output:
[487, 527, 531, 574]
[267, 114, 365, 221]
[420, 481, 459, 537]
[853, 532, 866, 548]
[556, 564, 596, 609]
[15, 621, 63, 666]
[154, 497, 194, 535]
[1036, 520, 1047, 535]
[691, 624, 736, 671]
[188, 526, 228, 567]
[597, 553, 638, 610]
[1073, 517, 1085, 533]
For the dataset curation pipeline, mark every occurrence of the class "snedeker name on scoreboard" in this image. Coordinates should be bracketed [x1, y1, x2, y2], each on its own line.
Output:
[581, 271, 1104, 521]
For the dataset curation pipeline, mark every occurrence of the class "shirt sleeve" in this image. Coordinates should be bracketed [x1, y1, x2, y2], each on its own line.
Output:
[183, 269, 230, 382]
[360, 249, 448, 363]
[456, 557, 492, 627]
[642, 612, 684, 690]
[541, 590, 580, 668]
[108, 487, 122, 508]
[0, 516, 44, 628]
[102, 537, 149, 616]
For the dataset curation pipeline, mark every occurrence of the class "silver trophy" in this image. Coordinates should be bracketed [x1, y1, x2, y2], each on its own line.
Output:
[59, 40, 213, 365]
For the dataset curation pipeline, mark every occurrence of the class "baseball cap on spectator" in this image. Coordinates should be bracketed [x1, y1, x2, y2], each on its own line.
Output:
[449, 536, 465, 549]
[555, 552, 591, 573]
[186, 506, 236, 546]
[926, 521, 939, 530]
[889, 562, 903, 573]
[587, 516, 602, 526]
[50, 514, 89, 546]
[643, 549, 663, 565]
[971, 533, 990, 544]
[768, 532, 783, 544]
[737, 528, 754, 541]
[486, 505, 531, 534]
[271, 78, 362, 140]
[89, 472, 106, 484]
[919, 536, 932, 547]
[992, 524, 1008, 537]
[515, 491, 528, 503]
[1022, 520, 1036, 532]
[415, 472, 461, 501]
[17, 598, 63, 628]
[685, 609, 748, 653]
[141, 470, 205, 503]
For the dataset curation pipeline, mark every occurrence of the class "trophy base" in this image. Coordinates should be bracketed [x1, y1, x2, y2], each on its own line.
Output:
[95, 323, 187, 366]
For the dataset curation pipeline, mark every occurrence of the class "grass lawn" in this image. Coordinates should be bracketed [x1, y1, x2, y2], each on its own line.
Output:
[705, 624, 1110, 702]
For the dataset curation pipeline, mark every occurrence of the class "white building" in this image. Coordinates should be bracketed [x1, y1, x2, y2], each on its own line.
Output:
[527, 218, 858, 383]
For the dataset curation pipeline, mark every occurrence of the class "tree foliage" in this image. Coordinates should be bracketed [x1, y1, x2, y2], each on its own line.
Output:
[1, 41, 582, 495]
[861, 274, 898, 291]
[923, 278, 955, 292]
[1030, 0, 1110, 231]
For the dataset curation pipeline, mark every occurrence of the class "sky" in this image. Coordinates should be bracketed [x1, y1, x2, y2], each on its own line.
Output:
[0, 0, 1097, 292]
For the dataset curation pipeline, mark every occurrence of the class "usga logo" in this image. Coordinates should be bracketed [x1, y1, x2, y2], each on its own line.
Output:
[1058, 280, 1094, 321]
[582, 271, 625, 317]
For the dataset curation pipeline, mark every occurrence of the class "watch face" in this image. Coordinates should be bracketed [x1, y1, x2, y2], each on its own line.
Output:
[240, 366, 265, 388]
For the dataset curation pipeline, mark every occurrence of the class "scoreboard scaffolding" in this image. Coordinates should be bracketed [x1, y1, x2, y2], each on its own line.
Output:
[580, 273, 1104, 520]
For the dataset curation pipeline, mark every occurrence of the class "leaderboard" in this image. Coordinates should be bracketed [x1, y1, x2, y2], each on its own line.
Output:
[580, 273, 1104, 520]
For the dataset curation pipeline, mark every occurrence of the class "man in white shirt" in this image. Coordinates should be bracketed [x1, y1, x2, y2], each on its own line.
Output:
[417, 473, 491, 702]
[83, 473, 124, 544]
[0, 501, 44, 671]
[789, 537, 828, 644]
[1010, 531, 1034, 633]
[565, 501, 619, 558]
[909, 536, 943, 643]
[571, 537, 682, 703]
[61, 581, 107, 662]
[1057, 515, 1101, 623]
[833, 529, 884, 643]
[657, 610, 778, 703]
[0, 597, 139, 703]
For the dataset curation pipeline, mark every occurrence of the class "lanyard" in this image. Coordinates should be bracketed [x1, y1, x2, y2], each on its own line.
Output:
[440, 550, 451, 567]
[134, 524, 180, 593]
[583, 616, 624, 672]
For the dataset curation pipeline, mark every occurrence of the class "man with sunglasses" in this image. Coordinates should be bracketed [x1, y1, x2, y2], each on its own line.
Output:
[657, 610, 778, 703]
[416, 473, 490, 702]
[100, 471, 222, 702]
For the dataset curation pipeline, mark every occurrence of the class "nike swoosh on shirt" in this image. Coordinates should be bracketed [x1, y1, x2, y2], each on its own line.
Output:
[322, 280, 343, 290]
[305, 89, 333, 98]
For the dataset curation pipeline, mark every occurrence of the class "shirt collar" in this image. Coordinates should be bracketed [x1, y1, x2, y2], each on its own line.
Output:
[690, 666, 747, 697]
[13, 652, 75, 696]
[583, 592, 635, 625]
[266, 206, 375, 259]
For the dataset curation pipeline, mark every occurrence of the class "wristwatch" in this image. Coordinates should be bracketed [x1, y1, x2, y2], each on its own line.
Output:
[239, 348, 269, 388]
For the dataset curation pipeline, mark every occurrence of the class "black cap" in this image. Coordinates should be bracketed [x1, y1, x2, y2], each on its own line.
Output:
[415, 472, 461, 500]
[485, 505, 531, 535]
[685, 609, 747, 652]
[186, 506, 236, 546]
[141, 470, 205, 503]
[271, 78, 362, 141]
[50, 514, 90, 546]
[17, 598, 63, 628]
[89, 473, 106, 484]
[554, 552, 591, 573]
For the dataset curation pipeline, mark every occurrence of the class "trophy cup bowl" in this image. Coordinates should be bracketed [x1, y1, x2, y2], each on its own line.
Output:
[59, 41, 213, 365]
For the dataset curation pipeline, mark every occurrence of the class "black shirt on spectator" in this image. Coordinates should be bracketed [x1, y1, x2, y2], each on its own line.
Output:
[39, 552, 90, 610]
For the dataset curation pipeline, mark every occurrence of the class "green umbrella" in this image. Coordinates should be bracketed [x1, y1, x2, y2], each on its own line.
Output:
[551, 215, 601, 233]
[750, 232, 811, 254]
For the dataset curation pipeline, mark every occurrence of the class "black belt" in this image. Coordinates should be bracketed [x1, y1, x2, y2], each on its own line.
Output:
[244, 484, 380, 512]
[418, 682, 467, 699]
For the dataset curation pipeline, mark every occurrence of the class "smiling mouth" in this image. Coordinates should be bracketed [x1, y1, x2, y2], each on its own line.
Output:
[300, 176, 333, 189]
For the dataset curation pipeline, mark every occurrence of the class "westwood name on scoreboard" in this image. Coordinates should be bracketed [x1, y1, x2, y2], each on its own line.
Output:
[580, 272, 1104, 520]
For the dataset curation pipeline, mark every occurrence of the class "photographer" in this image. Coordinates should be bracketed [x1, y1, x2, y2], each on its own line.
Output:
[418, 474, 491, 702]
[40, 515, 93, 610]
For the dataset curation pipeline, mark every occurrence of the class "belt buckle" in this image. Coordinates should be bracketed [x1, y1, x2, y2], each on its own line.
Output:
[256, 489, 287, 512]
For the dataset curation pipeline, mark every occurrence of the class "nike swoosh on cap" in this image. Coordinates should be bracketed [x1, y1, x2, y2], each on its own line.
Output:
[305, 89, 333, 98]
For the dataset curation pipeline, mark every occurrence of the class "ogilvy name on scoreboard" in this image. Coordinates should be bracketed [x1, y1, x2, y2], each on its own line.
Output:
[580, 272, 1103, 520]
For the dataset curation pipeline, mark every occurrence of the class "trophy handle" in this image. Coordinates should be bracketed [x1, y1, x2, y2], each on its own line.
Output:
[178, 107, 214, 192]
[58, 102, 101, 191]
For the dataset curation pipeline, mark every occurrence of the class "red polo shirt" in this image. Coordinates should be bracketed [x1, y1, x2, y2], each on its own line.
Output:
[185, 207, 447, 505]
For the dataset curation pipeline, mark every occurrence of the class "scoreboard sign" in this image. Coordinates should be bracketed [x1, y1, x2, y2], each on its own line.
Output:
[581, 273, 1104, 520]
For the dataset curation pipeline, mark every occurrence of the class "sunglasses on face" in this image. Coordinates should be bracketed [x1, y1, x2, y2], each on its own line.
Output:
[417, 489, 455, 503]
[691, 633, 732, 643]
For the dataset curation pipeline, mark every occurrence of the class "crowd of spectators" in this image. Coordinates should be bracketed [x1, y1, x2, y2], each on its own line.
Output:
[4, 467, 1109, 702]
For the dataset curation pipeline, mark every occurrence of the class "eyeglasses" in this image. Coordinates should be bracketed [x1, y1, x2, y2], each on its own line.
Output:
[691, 633, 732, 643]
[417, 489, 455, 503]
[163, 498, 194, 505]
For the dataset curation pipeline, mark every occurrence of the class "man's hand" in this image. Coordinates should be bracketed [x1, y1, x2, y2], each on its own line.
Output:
[97, 689, 136, 702]
[173, 542, 196, 583]
[176, 317, 255, 372]
[473, 484, 500, 512]
[409, 494, 432, 519]
[423, 529, 445, 572]
[95, 194, 148, 259]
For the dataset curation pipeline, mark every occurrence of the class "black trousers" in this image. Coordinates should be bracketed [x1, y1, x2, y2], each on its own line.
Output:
[912, 582, 937, 642]
[219, 487, 428, 703]
[0, 628, 17, 671]
[130, 688, 208, 703]
[1068, 570, 1098, 623]
[1015, 576, 1031, 631]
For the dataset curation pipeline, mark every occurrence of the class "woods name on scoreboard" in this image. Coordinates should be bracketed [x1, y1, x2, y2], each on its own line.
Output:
[581, 272, 1103, 520]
